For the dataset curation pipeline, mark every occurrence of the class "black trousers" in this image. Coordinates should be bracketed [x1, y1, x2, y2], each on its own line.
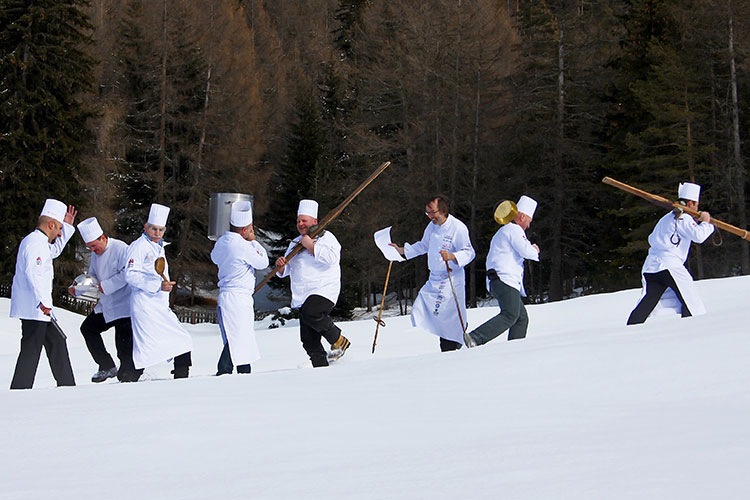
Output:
[440, 338, 462, 352]
[11, 319, 76, 390]
[627, 270, 692, 325]
[80, 313, 142, 380]
[216, 305, 251, 375]
[299, 295, 341, 367]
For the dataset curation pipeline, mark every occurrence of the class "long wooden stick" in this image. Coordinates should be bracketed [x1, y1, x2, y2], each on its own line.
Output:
[444, 260, 467, 334]
[371, 261, 393, 354]
[602, 177, 750, 241]
[255, 160, 393, 294]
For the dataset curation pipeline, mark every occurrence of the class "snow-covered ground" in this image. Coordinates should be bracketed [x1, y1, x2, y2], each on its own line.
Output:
[2, 276, 749, 499]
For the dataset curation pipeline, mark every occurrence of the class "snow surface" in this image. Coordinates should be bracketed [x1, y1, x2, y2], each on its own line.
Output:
[2, 276, 750, 499]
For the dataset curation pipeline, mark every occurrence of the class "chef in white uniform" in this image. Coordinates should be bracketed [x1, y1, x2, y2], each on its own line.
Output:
[464, 195, 540, 348]
[211, 201, 268, 375]
[124, 203, 193, 378]
[627, 182, 714, 324]
[391, 195, 475, 351]
[275, 199, 350, 367]
[73, 217, 141, 383]
[10, 199, 77, 389]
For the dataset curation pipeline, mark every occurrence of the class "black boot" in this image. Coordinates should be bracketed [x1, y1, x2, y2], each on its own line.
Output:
[171, 366, 189, 379]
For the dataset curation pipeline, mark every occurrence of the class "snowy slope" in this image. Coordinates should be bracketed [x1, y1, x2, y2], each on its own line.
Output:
[1, 277, 749, 499]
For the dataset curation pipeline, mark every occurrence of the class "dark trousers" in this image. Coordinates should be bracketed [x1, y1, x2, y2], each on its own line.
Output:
[217, 342, 251, 375]
[469, 278, 528, 345]
[299, 295, 341, 367]
[627, 270, 691, 325]
[80, 313, 142, 381]
[216, 306, 251, 375]
[440, 338, 462, 352]
[11, 319, 76, 390]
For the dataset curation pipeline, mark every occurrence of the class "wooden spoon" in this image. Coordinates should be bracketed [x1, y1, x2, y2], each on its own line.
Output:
[154, 257, 168, 282]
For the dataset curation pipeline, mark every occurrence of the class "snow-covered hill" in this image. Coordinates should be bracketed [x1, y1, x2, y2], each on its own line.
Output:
[2, 276, 749, 499]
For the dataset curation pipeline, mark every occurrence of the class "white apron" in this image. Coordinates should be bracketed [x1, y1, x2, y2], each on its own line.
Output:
[411, 269, 468, 343]
[126, 234, 193, 369]
[218, 290, 260, 366]
[638, 256, 706, 318]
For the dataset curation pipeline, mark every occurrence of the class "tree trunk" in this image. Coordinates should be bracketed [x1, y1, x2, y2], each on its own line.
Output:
[157, 0, 168, 203]
[469, 65, 482, 308]
[549, 19, 565, 301]
[728, 0, 749, 273]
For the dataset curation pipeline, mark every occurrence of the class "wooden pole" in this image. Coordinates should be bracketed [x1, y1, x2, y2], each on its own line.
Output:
[602, 177, 750, 241]
[444, 260, 467, 334]
[255, 160, 393, 294]
[371, 261, 393, 354]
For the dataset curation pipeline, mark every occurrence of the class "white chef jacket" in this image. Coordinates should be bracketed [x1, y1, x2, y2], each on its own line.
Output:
[89, 238, 131, 323]
[485, 222, 540, 296]
[638, 211, 715, 317]
[276, 231, 341, 309]
[405, 215, 475, 343]
[10, 224, 75, 322]
[125, 233, 193, 369]
[211, 232, 269, 365]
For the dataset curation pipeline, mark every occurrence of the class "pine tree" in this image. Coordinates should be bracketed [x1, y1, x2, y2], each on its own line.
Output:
[0, 0, 95, 280]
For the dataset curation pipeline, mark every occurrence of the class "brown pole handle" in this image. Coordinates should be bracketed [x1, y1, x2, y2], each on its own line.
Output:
[371, 261, 393, 354]
[255, 160, 393, 294]
[602, 177, 750, 241]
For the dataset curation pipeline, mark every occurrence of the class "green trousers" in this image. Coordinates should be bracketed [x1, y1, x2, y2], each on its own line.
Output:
[469, 278, 528, 345]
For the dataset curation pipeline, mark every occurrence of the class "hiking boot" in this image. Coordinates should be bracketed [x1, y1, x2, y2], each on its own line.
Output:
[91, 367, 118, 383]
[171, 366, 189, 379]
[118, 369, 143, 383]
[463, 331, 477, 348]
[328, 334, 351, 362]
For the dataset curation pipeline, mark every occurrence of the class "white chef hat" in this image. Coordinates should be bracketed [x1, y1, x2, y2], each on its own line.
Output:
[516, 195, 538, 218]
[678, 182, 701, 202]
[297, 199, 318, 218]
[77, 217, 104, 243]
[40, 199, 67, 223]
[148, 203, 170, 226]
[231, 201, 253, 227]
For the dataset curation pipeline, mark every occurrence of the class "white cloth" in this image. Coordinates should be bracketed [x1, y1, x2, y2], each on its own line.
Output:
[516, 195, 537, 218]
[276, 231, 341, 309]
[88, 238, 130, 323]
[297, 199, 319, 218]
[148, 203, 170, 226]
[637, 211, 715, 318]
[678, 182, 700, 202]
[485, 222, 540, 296]
[211, 232, 269, 365]
[124, 233, 192, 369]
[40, 199, 67, 223]
[404, 215, 475, 343]
[77, 217, 103, 243]
[230, 201, 253, 226]
[10, 225, 75, 321]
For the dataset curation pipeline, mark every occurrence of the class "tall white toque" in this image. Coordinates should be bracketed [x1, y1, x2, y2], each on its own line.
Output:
[230, 201, 253, 227]
[40, 199, 67, 223]
[517, 195, 538, 218]
[297, 199, 319, 218]
[77, 217, 104, 243]
[678, 182, 701, 202]
[148, 203, 170, 226]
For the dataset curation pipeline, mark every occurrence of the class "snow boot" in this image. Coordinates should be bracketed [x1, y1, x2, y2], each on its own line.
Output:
[328, 334, 351, 362]
[171, 366, 189, 379]
[91, 367, 118, 383]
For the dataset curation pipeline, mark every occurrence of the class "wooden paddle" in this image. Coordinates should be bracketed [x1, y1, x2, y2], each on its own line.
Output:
[155, 257, 168, 281]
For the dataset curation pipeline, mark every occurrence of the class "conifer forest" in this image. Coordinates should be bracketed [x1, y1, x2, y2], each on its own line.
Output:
[2, 0, 750, 313]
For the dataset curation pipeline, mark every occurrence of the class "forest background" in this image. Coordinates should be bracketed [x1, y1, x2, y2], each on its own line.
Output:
[2, 0, 750, 316]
